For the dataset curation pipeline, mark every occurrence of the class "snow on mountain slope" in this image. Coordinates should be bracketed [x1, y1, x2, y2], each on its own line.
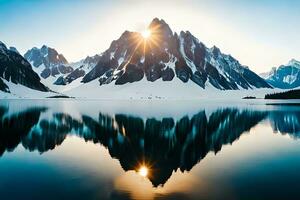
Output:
[0, 78, 56, 99]
[81, 18, 271, 91]
[66, 76, 276, 100]
[260, 59, 300, 89]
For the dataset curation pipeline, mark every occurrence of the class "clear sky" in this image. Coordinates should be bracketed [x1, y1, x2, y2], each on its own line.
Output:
[0, 0, 299, 73]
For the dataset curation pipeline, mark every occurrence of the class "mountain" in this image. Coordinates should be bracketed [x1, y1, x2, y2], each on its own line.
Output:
[24, 46, 100, 89]
[81, 18, 271, 90]
[260, 59, 300, 89]
[54, 54, 100, 85]
[0, 41, 48, 93]
[24, 45, 72, 79]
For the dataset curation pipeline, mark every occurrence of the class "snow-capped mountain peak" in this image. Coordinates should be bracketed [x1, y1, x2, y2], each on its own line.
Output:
[23, 45, 74, 88]
[24, 45, 68, 68]
[11, 18, 271, 96]
[79, 18, 271, 91]
[149, 18, 174, 38]
[22, 44, 102, 91]
[260, 59, 300, 89]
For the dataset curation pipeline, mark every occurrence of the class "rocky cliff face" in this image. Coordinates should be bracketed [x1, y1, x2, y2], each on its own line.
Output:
[24, 45, 68, 68]
[0, 41, 48, 92]
[53, 54, 100, 85]
[82, 18, 271, 90]
[24, 45, 73, 79]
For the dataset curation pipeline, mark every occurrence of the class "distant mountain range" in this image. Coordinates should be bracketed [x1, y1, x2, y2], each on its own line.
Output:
[260, 59, 300, 89]
[24, 45, 100, 88]
[1, 18, 277, 98]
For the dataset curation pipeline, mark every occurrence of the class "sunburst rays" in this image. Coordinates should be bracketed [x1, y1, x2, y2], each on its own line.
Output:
[121, 23, 164, 70]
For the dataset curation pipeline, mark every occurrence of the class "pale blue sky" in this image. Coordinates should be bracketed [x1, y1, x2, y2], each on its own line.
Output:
[0, 0, 299, 73]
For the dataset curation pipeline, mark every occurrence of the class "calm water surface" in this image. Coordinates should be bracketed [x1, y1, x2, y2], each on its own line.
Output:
[1, 99, 300, 200]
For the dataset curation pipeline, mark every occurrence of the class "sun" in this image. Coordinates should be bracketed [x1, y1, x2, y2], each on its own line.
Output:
[138, 166, 148, 177]
[141, 29, 151, 39]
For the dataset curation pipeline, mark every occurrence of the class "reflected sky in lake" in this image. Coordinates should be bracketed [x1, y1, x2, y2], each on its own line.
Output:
[1, 100, 300, 200]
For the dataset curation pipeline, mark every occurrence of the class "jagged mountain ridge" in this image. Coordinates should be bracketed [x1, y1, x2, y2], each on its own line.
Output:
[0, 41, 48, 93]
[260, 59, 300, 89]
[24, 45, 72, 79]
[82, 18, 271, 90]
[24, 46, 100, 87]
[54, 54, 101, 85]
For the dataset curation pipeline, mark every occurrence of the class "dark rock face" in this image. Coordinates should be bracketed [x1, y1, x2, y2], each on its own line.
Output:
[40, 65, 74, 79]
[82, 57, 118, 83]
[175, 66, 191, 83]
[40, 68, 51, 79]
[0, 78, 9, 93]
[162, 67, 175, 81]
[65, 68, 85, 83]
[58, 65, 73, 74]
[191, 71, 206, 87]
[261, 60, 300, 89]
[53, 76, 66, 85]
[242, 68, 271, 88]
[115, 63, 144, 85]
[54, 67, 86, 85]
[82, 18, 271, 90]
[0, 42, 48, 92]
[9, 47, 19, 54]
[83, 54, 101, 65]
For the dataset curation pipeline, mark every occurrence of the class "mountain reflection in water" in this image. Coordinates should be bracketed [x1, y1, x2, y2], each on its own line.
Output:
[1, 103, 300, 187]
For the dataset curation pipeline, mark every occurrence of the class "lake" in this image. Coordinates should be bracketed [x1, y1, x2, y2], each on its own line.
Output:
[1, 99, 300, 200]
